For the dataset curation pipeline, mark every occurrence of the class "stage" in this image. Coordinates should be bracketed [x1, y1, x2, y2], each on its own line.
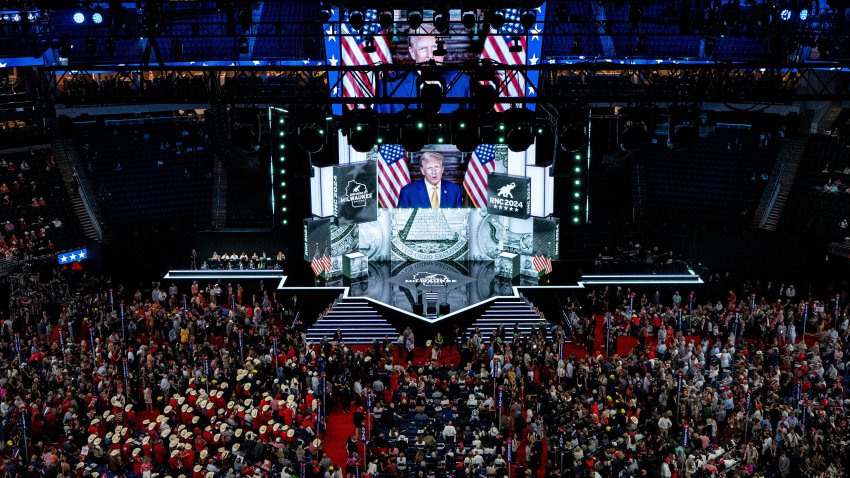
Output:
[163, 260, 703, 322]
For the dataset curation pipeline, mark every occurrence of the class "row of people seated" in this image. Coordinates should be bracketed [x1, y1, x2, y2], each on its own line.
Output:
[200, 251, 286, 270]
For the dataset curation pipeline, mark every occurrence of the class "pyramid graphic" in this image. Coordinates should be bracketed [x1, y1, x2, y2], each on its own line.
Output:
[400, 209, 455, 241]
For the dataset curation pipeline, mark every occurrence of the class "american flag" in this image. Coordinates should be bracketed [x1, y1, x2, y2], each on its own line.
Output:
[463, 144, 496, 208]
[377, 144, 410, 208]
[320, 255, 332, 274]
[341, 9, 392, 108]
[310, 256, 324, 276]
[532, 254, 553, 274]
[481, 9, 527, 112]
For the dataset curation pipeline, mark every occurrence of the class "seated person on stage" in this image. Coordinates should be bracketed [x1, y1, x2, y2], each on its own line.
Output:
[398, 152, 463, 208]
[211, 251, 220, 261]
[376, 26, 469, 115]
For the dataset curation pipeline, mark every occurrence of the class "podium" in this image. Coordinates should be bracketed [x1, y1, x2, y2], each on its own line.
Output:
[495, 252, 520, 278]
[424, 291, 439, 317]
[343, 252, 368, 279]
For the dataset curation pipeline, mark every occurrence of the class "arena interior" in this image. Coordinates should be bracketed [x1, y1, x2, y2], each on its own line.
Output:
[1, 1, 850, 477]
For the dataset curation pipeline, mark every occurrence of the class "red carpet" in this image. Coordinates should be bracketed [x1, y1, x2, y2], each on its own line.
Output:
[592, 315, 606, 356]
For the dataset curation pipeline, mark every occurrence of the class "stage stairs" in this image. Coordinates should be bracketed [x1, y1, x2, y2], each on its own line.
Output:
[462, 297, 556, 343]
[305, 296, 399, 345]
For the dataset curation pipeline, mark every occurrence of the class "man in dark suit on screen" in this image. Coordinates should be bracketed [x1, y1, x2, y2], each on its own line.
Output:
[398, 151, 463, 208]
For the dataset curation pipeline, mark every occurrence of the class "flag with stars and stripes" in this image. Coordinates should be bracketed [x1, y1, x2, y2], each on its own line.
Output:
[377, 144, 411, 208]
[463, 144, 496, 208]
[311, 256, 325, 276]
[320, 254, 332, 274]
[532, 254, 553, 274]
[481, 6, 546, 112]
[340, 9, 392, 110]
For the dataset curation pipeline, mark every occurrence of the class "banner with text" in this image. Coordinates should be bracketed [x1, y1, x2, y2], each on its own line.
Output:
[486, 173, 531, 219]
[333, 161, 378, 225]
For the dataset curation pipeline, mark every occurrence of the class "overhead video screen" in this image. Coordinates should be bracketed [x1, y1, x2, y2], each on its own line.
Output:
[322, 7, 547, 115]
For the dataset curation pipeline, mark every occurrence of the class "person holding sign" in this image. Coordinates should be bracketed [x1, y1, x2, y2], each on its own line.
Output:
[397, 152, 463, 208]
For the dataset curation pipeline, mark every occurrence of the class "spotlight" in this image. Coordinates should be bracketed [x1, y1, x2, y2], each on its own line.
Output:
[434, 9, 450, 33]
[347, 108, 379, 153]
[559, 122, 588, 152]
[520, 10, 536, 30]
[508, 37, 523, 53]
[619, 120, 649, 151]
[297, 109, 328, 154]
[238, 36, 249, 54]
[319, 4, 332, 23]
[408, 9, 423, 30]
[348, 10, 364, 31]
[780, 9, 792, 21]
[400, 109, 429, 152]
[504, 107, 536, 152]
[490, 10, 505, 30]
[433, 40, 447, 57]
[473, 68, 499, 114]
[452, 109, 481, 153]
[73, 12, 85, 24]
[799, 9, 808, 21]
[92, 8, 105, 25]
[417, 65, 446, 114]
[379, 11, 393, 30]
[462, 10, 476, 30]
[569, 38, 583, 55]
[363, 37, 376, 53]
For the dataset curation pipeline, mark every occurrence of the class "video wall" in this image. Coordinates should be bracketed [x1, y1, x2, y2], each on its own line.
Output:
[306, 140, 559, 275]
[303, 5, 557, 276]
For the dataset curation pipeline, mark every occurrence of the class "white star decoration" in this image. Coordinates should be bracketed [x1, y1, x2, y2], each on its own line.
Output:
[59, 256, 68, 263]
[530, 25, 541, 41]
[328, 55, 338, 66]
[528, 85, 536, 96]
[529, 54, 539, 65]
[325, 27, 335, 42]
[79, 251, 86, 259]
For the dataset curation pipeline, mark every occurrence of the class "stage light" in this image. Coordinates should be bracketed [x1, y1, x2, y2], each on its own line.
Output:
[348, 10, 364, 31]
[452, 109, 481, 152]
[433, 40, 447, 57]
[490, 10, 505, 30]
[520, 10, 536, 30]
[559, 122, 587, 152]
[417, 66, 445, 114]
[379, 11, 393, 30]
[363, 37, 376, 53]
[462, 11, 476, 30]
[238, 36, 249, 54]
[92, 8, 105, 25]
[619, 120, 649, 151]
[504, 107, 536, 152]
[400, 109, 429, 152]
[780, 9, 792, 21]
[508, 37, 522, 53]
[318, 4, 332, 23]
[434, 9, 450, 33]
[347, 108, 379, 153]
[73, 12, 85, 24]
[297, 109, 328, 154]
[799, 9, 809, 21]
[473, 69, 499, 114]
[408, 9, 423, 30]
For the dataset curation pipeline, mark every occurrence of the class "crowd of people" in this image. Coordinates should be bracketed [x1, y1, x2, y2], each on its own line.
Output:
[0, 148, 75, 262]
[0, 267, 848, 478]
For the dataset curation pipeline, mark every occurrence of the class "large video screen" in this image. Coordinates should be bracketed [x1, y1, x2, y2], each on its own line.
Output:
[322, 7, 547, 115]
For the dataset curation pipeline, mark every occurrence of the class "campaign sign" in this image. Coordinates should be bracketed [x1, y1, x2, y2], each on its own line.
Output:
[486, 173, 531, 219]
[334, 161, 377, 225]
